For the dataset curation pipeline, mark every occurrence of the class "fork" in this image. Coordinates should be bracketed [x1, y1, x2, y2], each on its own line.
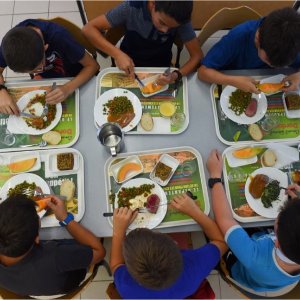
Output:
[153, 67, 171, 88]
[42, 82, 56, 117]
[22, 187, 66, 200]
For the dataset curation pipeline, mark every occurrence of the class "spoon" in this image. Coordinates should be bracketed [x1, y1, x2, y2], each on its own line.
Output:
[20, 140, 48, 148]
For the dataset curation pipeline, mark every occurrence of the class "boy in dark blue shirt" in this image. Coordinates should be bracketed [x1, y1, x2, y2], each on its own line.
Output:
[110, 193, 227, 299]
[83, 1, 202, 86]
[0, 19, 99, 115]
[198, 7, 300, 94]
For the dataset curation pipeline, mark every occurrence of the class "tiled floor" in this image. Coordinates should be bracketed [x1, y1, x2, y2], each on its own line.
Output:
[0, 1, 239, 298]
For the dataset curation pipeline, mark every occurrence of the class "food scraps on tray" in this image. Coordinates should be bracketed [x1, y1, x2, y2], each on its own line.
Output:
[140, 113, 154, 131]
[103, 96, 135, 128]
[229, 89, 257, 117]
[261, 149, 277, 167]
[248, 124, 263, 141]
[42, 131, 61, 145]
[23, 93, 57, 130]
[154, 161, 172, 181]
[57, 153, 74, 171]
[8, 158, 37, 173]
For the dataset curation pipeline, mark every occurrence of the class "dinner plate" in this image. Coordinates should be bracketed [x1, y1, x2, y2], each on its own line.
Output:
[94, 88, 142, 132]
[220, 85, 268, 125]
[244, 167, 288, 219]
[0, 173, 51, 218]
[115, 178, 167, 230]
[13, 90, 62, 135]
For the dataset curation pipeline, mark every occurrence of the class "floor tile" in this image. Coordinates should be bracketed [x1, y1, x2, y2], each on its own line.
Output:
[49, 0, 79, 13]
[12, 13, 48, 27]
[93, 261, 113, 282]
[14, 0, 49, 14]
[80, 281, 112, 299]
[219, 275, 246, 299]
[49, 11, 83, 28]
[191, 231, 207, 248]
[0, 1, 14, 15]
[0, 15, 13, 40]
[207, 274, 221, 299]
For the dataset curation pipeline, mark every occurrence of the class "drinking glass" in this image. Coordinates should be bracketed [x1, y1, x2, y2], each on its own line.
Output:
[171, 112, 186, 127]
[0, 128, 16, 146]
[260, 116, 279, 131]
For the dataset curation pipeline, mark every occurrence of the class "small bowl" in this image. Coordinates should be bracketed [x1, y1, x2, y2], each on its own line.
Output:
[48, 151, 79, 173]
[282, 90, 300, 119]
[110, 155, 143, 184]
[150, 154, 179, 186]
[140, 75, 169, 98]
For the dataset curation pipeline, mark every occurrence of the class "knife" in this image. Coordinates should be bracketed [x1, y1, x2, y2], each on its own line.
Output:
[20, 112, 40, 119]
[134, 73, 145, 87]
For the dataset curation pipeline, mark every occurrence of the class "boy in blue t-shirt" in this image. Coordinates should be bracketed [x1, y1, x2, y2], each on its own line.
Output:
[0, 19, 99, 115]
[207, 149, 300, 292]
[83, 1, 202, 86]
[198, 7, 300, 94]
[110, 193, 227, 299]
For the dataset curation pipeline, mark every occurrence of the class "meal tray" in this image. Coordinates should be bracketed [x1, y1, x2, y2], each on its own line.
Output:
[104, 146, 209, 228]
[222, 142, 299, 223]
[0, 148, 84, 227]
[0, 79, 79, 152]
[211, 82, 300, 146]
[95, 67, 189, 135]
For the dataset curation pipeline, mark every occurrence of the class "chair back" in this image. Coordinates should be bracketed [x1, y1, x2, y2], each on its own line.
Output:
[198, 6, 261, 46]
[47, 17, 97, 58]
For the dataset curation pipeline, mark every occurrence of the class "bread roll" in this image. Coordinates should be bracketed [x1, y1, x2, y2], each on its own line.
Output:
[262, 149, 277, 167]
[140, 113, 154, 131]
[42, 131, 61, 145]
[60, 179, 75, 201]
[248, 124, 263, 141]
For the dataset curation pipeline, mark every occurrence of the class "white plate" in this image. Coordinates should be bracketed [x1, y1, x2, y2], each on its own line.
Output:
[226, 149, 258, 168]
[94, 88, 142, 132]
[282, 91, 300, 119]
[0, 173, 51, 218]
[259, 74, 286, 95]
[261, 144, 299, 169]
[13, 90, 62, 135]
[140, 74, 169, 98]
[150, 154, 179, 186]
[8, 151, 41, 174]
[115, 178, 167, 230]
[244, 167, 288, 219]
[110, 155, 143, 184]
[220, 86, 268, 125]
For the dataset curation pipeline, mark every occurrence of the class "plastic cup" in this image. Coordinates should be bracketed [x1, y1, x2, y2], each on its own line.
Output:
[171, 112, 186, 127]
[260, 116, 279, 131]
[0, 128, 16, 146]
[159, 101, 176, 118]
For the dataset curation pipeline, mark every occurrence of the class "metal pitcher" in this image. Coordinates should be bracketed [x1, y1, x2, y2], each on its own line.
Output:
[97, 123, 124, 156]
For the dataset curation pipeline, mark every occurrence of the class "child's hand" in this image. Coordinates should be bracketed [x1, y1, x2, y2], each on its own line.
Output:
[46, 85, 70, 104]
[232, 76, 260, 93]
[287, 184, 300, 199]
[156, 72, 177, 85]
[113, 207, 137, 237]
[282, 72, 300, 92]
[170, 193, 200, 217]
[207, 149, 223, 178]
[115, 52, 135, 79]
[46, 196, 68, 222]
[0, 90, 19, 115]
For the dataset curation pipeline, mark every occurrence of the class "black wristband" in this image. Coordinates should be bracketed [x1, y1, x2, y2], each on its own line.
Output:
[172, 70, 182, 83]
[0, 84, 7, 91]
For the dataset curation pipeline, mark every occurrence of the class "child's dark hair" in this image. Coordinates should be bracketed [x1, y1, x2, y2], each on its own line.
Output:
[277, 198, 300, 264]
[155, 1, 193, 24]
[0, 195, 39, 257]
[2, 27, 44, 72]
[259, 7, 300, 67]
[123, 228, 183, 290]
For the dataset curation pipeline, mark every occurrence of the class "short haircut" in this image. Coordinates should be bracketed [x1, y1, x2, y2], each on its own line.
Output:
[259, 7, 300, 67]
[277, 198, 300, 264]
[155, 1, 193, 24]
[0, 195, 39, 257]
[123, 228, 183, 290]
[2, 27, 44, 72]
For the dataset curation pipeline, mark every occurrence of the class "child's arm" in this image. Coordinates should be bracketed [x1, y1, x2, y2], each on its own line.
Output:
[82, 15, 134, 77]
[45, 52, 99, 104]
[47, 196, 106, 265]
[282, 71, 300, 92]
[0, 67, 19, 115]
[206, 149, 239, 236]
[110, 207, 138, 274]
[198, 65, 260, 93]
[170, 193, 227, 256]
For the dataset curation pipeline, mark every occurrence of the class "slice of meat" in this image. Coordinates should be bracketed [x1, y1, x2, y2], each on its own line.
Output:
[245, 98, 257, 117]
[249, 174, 269, 199]
[146, 194, 160, 214]
[108, 112, 135, 128]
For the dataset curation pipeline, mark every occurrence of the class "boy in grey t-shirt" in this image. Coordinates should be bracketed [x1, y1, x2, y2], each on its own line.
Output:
[83, 1, 202, 86]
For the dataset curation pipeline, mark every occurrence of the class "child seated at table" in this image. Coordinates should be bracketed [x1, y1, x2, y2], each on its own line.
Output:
[206, 149, 300, 292]
[0, 18, 100, 115]
[82, 1, 202, 86]
[110, 193, 227, 298]
[0, 195, 105, 296]
[198, 7, 300, 94]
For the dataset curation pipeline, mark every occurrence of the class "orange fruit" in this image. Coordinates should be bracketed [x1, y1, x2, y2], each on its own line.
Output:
[8, 158, 37, 173]
[117, 163, 142, 182]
